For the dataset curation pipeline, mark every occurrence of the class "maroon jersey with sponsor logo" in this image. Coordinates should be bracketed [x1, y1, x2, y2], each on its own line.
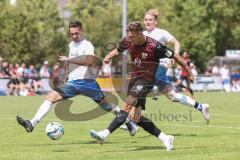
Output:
[117, 36, 173, 81]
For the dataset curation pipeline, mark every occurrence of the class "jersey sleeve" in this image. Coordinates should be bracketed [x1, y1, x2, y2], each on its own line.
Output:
[162, 29, 174, 42]
[117, 37, 128, 53]
[155, 43, 174, 59]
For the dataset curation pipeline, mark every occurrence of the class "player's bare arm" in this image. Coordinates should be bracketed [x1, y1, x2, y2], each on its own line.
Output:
[104, 49, 120, 64]
[169, 38, 180, 55]
[128, 106, 142, 122]
[63, 63, 69, 82]
[173, 54, 194, 81]
[59, 55, 94, 66]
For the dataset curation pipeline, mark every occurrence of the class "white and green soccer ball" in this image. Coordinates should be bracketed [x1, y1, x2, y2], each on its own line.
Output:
[45, 122, 64, 140]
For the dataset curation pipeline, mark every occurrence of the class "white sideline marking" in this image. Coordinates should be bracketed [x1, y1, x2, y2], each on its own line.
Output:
[163, 124, 240, 130]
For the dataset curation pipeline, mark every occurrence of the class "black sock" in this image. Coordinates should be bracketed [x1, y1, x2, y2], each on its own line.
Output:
[137, 116, 161, 137]
[107, 110, 128, 133]
[194, 102, 200, 109]
[125, 121, 133, 131]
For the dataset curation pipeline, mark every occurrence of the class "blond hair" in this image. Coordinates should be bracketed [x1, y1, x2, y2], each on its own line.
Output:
[146, 9, 159, 20]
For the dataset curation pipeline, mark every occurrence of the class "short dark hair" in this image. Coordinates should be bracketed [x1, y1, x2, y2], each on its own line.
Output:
[126, 21, 143, 32]
[69, 21, 83, 30]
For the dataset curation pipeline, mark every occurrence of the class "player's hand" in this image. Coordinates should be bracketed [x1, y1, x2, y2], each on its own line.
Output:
[63, 76, 68, 83]
[123, 104, 132, 113]
[103, 55, 111, 64]
[129, 107, 142, 123]
[59, 56, 69, 63]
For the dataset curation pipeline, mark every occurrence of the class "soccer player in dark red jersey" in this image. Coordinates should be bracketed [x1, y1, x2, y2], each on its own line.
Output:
[177, 51, 195, 96]
[90, 21, 194, 150]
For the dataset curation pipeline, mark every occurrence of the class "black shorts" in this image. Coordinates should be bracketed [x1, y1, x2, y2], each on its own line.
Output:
[180, 75, 188, 81]
[127, 78, 153, 110]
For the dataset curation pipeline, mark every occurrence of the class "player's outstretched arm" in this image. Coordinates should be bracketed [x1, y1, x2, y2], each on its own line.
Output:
[59, 55, 94, 66]
[173, 54, 194, 82]
[104, 49, 120, 64]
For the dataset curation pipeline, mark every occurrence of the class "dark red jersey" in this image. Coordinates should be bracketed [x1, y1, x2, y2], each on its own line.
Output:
[117, 36, 174, 81]
[180, 58, 192, 77]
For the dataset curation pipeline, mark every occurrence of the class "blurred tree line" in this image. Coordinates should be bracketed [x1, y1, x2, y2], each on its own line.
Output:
[0, 0, 239, 71]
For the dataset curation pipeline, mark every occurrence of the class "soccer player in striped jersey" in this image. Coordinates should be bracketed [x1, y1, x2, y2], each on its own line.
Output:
[90, 21, 195, 150]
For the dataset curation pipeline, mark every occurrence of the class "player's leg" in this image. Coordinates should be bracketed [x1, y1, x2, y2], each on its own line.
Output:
[96, 97, 137, 136]
[79, 79, 137, 137]
[126, 100, 174, 150]
[186, 79, 194, 96]
[152, 66, 168, 101]
[16, 81, 77, 132]
[137, 116, 174, 151]
[16, 90, 63, 132]
[90, 78, 153, 142]
[90, 95, 137, 143]
[118, 104, 139, 136]
[162, 84, 210, 123]
[176, 76, 185, 92]
[80, 80, 130, 121]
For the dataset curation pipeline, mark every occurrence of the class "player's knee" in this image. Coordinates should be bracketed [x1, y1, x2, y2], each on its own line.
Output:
[165, 90, 176, 101]
[46, 91, 62, 103]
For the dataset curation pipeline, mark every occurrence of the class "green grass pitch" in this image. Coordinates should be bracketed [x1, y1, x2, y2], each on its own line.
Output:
[0, 92, 240, 160]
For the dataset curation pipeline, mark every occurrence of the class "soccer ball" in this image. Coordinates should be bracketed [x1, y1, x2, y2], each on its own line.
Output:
[45, 122, 64, 140]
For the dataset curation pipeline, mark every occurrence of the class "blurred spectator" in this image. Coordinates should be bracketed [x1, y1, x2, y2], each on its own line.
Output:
[31, 76, 44, 95]
[13, 63, 20, 76]
[7, 74, 20, 96]
[230, 66, 240, 92]
[231, 72, 240, 92]
[2, 61, 11, 78]
[191, 64, 198, 82]
[0, 56, 2, 72]
[114, 60, 122, 75]
[205, 66, 212, 76]
[212, 65, 220, 76]
[19, 80, 30, 96]
[0, 60, 54, 96]
[176, 51, 195, 97]
[17, 63, 29, 82]
[101, 62, 112, 77]
[39, 60, 50, 78]
[28, 64, 38, 79]
[231, 80, 240, 92]
[8, 63, 15, 76]
[220, 64, 231, 92]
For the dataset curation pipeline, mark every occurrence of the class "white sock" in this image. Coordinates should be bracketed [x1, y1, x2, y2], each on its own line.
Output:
[125, 117, 130, 123]
[158, 132, 168, 141]
[111, 106, 131, 124]
[111, 106, 121, 115]
[171, 93, 195, 107]
[102, 129, 110, 137]
[153, 85, 159, 95]
[31, 100, 52, 127]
